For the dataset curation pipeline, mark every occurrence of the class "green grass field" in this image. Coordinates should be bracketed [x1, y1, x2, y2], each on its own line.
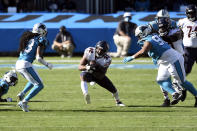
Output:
[1, 57, 197, 131]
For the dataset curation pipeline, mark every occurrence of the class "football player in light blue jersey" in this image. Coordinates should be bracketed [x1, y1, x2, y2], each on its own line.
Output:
[148, 9, 186, 107]
[15, 23, 53, 112]
[123, 25, 197, 107]
[0, 70, 18, 102]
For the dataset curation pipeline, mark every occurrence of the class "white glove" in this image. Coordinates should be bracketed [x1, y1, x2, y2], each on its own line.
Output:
[46, 63, 53, 70]
[6, 97, 12, 102]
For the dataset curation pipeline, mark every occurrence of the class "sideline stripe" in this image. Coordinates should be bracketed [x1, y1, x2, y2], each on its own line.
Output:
[0, 64, 157, 69]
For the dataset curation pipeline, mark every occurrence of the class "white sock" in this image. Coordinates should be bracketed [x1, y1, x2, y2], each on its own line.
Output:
[81, 81, 88, 95]
[112, 92, 120, 102]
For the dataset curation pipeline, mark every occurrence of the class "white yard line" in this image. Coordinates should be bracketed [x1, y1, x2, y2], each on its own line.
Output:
[0, 59, 152, 63]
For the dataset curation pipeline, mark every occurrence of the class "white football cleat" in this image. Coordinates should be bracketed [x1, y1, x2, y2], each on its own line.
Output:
[6, 97, 12, 102]
[84, 94, 91, 104]
[18, 101, 29, 112]
[17, 92, 25, 101]
[116, 101, 125, 107]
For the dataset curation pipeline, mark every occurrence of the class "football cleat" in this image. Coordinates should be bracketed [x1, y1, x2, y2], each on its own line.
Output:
[17, 92, 25, 101]
[116, 101, 125, 107]
[194, 97, 197, 107]
[171, 93, 183, 105]
[84, 94, 91, 104]
[17, 101, 29, 112]
[161, 99, 170, 107]
[181, 89, 187, 102]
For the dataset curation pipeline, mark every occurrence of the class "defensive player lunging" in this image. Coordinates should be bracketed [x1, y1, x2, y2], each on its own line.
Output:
[16, 23, 53, 112]
[78, 41, 125, 106]
[148, 9, 186, 107]
[124, 25, 197, 107]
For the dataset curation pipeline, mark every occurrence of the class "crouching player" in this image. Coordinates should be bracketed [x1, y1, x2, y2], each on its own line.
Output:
[0, 70, 18, 102]
[78, 41, 125, 106]
[124, 25, 197, 107]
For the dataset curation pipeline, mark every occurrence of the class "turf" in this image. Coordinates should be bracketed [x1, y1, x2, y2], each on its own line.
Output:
[0, 57, 197, 131]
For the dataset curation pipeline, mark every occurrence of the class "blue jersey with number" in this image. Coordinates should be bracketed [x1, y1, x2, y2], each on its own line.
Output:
[138, 34, 171, 64]
[148, 19, 177, 33]
[0, 79, 9, 95]
[18, 36, 49, 63]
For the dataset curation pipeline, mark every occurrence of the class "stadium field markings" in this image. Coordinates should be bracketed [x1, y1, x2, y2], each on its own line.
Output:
[0, 59, 152, 63]
[0, 64, 157, 69]
[0, 115, 197, 118]
[1, 126, 197, 128]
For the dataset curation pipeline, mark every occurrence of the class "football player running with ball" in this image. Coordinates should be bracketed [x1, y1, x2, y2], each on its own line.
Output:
[124, 25, 197, 107]
[16, 23, 53, 112]
[78, 41, 125, 106]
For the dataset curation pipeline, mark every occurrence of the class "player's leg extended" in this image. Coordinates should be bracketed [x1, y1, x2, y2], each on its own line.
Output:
[16, 68, 34, 101]
[157, 64, 171, 106]
[80, 72, 92, 104]
[157, 63, 182, 105]
[22, 67, 44, 102]
[157, 64, 176, 95]
[170, 58, 197, 95]
[169, 58, 197, 106]
[184, 47, 195, 75]
[96, 75, 125, 106]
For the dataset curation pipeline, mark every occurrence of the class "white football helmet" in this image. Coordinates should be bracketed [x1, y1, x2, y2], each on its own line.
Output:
[135, 25, 152, 39]
[156, 9, 170, 18]
[3, 70, 18, 86]
[32, 23, 47, 36]
[123, 12, 131, 18]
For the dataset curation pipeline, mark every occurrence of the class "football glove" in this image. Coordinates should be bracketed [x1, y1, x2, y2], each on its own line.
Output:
[86, 65, 96, 73]
[123, 56, 134, 63]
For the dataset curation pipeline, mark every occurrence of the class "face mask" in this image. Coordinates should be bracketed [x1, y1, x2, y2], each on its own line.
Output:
[124, 17, 130, 22]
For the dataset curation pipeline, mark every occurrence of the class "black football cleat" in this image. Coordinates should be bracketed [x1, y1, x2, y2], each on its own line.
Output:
[161, 99, 170, 107]
[194, 97, 197, 107]
[181, 89, 187, 102]
[171, 93, 183, 105]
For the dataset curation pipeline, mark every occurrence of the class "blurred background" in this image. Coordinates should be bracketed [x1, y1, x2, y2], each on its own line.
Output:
[0, 0, 196, 56]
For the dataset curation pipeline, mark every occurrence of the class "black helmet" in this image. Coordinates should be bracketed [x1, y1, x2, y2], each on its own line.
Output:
[186, 4, 197, 22]
[95, 41, 109, 57]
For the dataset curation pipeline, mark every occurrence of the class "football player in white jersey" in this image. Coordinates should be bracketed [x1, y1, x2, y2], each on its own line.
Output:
[178, 4, 197, 76]
[15, 23, 53, 112]
[124, 25, 197, 107]
[78, 41, 125, 106]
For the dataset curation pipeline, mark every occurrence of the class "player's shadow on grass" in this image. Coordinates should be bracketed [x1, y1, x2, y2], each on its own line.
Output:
[30, 100, 64, 102]
[127, 105, 194, 108]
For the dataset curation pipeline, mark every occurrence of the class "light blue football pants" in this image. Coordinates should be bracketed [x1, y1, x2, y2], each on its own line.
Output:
[17, 66, 44, 102]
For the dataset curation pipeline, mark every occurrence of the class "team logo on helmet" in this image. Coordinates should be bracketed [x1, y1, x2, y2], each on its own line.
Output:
[3, 70, 18, 86]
